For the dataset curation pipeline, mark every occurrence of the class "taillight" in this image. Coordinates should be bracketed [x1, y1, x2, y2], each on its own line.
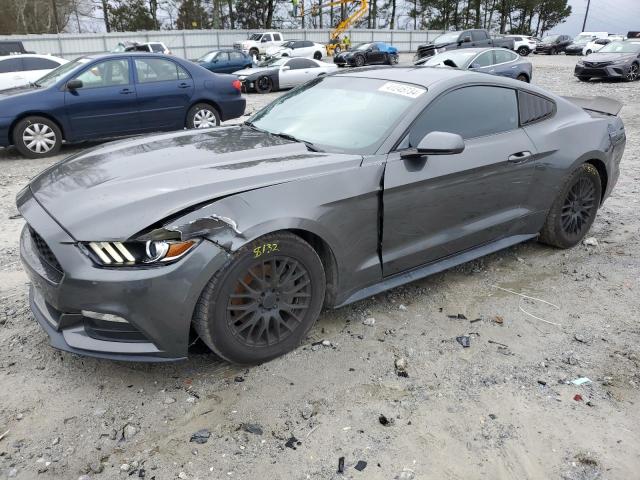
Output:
[232, 79, 242, 91]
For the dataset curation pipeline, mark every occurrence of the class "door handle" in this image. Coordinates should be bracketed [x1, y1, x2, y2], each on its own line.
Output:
[508, 151, 533, 163]
[178, 82, 190, 88]
[119, 88, 134, 95]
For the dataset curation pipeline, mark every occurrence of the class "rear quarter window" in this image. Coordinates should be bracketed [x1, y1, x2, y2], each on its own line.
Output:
[518, 90, 556, 125]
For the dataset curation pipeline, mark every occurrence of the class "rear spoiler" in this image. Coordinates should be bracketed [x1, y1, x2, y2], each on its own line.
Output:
[562, 96, 623, 116]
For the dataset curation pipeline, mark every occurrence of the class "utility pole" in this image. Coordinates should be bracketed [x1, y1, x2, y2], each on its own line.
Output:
[582, 0, 591, 31]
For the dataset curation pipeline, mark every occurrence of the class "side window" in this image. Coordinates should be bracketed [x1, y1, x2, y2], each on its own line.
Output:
[518, 90, 555, 125]
[286, 58, 314, 70]
[74, 59, 129, 88]
[216, 52, 229, 62]
[0, 58, 23, 73]
[408, 86, 519, 145]
[494, 49, 516, 63]
[292, 41, 303, 49]
[514, 36, 522, 41]
[229, 51, 244, 61]
[135, 58, 188, 82]
[273, 34, 282, 41]
[370, 44, 380, 51]
[472, 51, 493, 67]
[262, 34, 272, 42]
[22, 58, 61, 71]
[471, 30, 486, 41]
[303, 41, 314, 48]
[150, 44, 165, 53]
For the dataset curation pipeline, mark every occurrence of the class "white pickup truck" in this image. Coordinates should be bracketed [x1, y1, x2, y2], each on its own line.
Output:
[234, 32, 285, 58]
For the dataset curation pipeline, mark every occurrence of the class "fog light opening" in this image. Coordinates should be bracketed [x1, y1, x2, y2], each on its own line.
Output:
[81, 310, 129, 323]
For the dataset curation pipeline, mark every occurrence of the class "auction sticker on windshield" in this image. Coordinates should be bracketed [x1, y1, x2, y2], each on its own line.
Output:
[378, 82, 425, 99]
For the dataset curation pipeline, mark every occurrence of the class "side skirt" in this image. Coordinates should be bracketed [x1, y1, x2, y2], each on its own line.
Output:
[335, 234, 538, 308]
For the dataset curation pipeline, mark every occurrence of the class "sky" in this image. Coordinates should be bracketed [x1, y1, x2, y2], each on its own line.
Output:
[549, 0, 640, 36]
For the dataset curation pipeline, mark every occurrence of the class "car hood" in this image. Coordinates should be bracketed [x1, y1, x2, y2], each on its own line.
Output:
[28, 126, 362, 241]
[233, 66, 275, 76]
[583, 52, 635, 63]
[0, 84, 40, 97]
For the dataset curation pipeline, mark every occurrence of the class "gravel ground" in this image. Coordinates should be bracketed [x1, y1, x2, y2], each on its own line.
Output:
[1, 54, 639, 480]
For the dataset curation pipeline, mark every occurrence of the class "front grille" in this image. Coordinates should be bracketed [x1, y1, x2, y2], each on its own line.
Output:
[29, 227, 63, 273]
[584, 61, 611, 68]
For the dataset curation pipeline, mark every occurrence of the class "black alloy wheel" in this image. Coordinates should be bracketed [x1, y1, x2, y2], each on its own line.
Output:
[549, 47, 557, 55]
[517, 47, 529, 56]
[255, 75, 273, 94]
[313, 51, 323, 60]
[539, 164, 601, 248]
[193, 232, 325, 364]
[354, 55, 365, 67]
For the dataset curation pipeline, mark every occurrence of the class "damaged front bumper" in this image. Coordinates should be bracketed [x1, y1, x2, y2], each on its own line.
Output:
[18, 190, 231, 362]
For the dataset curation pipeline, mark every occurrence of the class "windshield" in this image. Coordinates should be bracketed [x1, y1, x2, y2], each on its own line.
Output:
[354, 43, 373, 51]
[249, 34, 262, 41]
[573, 34, 593, 44]
[281, 41, 296, 48]
[598, 41, 640, 53]
[258, 57, 288, 67]
[249, 76, 423, 155]
[541, 35, 559, 44]
[423, 50, 476, 68]
[35, 57, 91, 87]
[433, 32, 461, 44]
[198, 51, 218, 62]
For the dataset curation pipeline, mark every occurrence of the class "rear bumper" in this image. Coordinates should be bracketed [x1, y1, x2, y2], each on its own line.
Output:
[18, 188, 231, 362]
[574, 64, 626, 79]
[219, 97, 246, 122]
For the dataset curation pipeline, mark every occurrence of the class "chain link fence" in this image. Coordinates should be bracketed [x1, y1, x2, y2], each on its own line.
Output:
[0, 29, 445, 59]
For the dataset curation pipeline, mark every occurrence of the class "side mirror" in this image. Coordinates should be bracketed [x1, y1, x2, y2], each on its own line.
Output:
[401, 131, 465, 159]
[469, 62, 481, 69]
[463, 36, 472, 43]
[281, 65, 290, 71]
[66, 79, 83, 90]
[261, 38, 268, 43]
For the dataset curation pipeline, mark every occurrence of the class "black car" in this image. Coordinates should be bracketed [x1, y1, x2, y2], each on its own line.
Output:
[535, 34, 572, 54]
[334, 42, 398, 67]
[575, 40, 640, 81]
[0, 40, 32, 56]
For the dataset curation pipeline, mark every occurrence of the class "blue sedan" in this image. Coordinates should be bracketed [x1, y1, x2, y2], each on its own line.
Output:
[0, 53, 246, 158]
[195, 49, 253, 74]
[415, 48, 533, 82]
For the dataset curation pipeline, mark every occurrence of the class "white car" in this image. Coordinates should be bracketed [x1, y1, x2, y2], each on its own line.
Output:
[265, 40, 327, 60]
[582, 35, 625, 55]
[0, 54, 68, 90]
[233, 32, 285, 58]
[233, 57, 337, 93]
[505, 35, 538, 56]
[112, 41, 172, 55]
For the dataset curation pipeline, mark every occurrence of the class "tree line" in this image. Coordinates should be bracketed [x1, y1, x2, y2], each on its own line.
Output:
[0, 0, 571, 37]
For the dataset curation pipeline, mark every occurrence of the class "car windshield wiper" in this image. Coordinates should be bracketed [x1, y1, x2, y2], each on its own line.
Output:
[271, 132, 323, 152]
[29, 81, 41, 88]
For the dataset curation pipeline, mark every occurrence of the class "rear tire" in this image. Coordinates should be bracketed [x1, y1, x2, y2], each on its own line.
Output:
[186, 103, 220, 129]
[354, 55, 365, 67]
[313, 51, 322, 60]
[517, 47, 530, 56]
[539, 164, 601, 249]
[249, 48, 259, 58]
[193, 232, 326, 365]
[12, 116, 62, 159]
[516, 73, 529, 82]
[255, 75, 273, 94]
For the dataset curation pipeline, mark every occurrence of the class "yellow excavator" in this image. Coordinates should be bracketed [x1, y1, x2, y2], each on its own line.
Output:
[298, 0, 368, 56]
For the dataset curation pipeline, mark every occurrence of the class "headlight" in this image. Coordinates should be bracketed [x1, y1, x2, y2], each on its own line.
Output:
[80, 240, 198, 267]
[577, 60, 584, 66]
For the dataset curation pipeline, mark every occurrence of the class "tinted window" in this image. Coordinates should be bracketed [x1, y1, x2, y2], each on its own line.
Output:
[471, 30, 487, 41]
[518, 90, 555, 125]
[303, 41, 314, 47]
[22, 57, 61, 70]
[149, 43, 165, 52]
[273, 34, 281, 41]
[0, 57, 23, 73]
[513, 36, 523, 41]
[473, 51, 493, 67]
[135, 58, 189, 82]
[74, 59, 129, 88]
[286, 58, 316, 69]
[216, 52, 229, 61]
[229, 51, 245, 60]
[263, 34, 272, 42]
[408, 86, 518, 144]
[494, 49, 517, 63]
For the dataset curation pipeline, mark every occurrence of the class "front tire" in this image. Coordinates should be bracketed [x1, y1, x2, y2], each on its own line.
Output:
[354, 55, 365, 67]
[313, 51, 322, 60]
[539, 164, 601, 249]
[193, 233, 326, 365]
[626, 62, 639, 82]
[186, 103, 220, 129]
[12, 116, 62, 159]
[255, 75, 273, 94]
[549, 47, 557, 55]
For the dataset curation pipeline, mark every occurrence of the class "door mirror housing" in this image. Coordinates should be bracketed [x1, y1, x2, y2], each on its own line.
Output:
[469, 62, 481, 69]
[400, 131, 465, 159]
[281, 65, 290, 71]
[462, 36, 472, 43]
[66, 79, 83, 90]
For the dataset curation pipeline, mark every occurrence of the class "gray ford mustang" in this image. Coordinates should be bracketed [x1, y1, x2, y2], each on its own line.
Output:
[18, 66, 626, 365]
